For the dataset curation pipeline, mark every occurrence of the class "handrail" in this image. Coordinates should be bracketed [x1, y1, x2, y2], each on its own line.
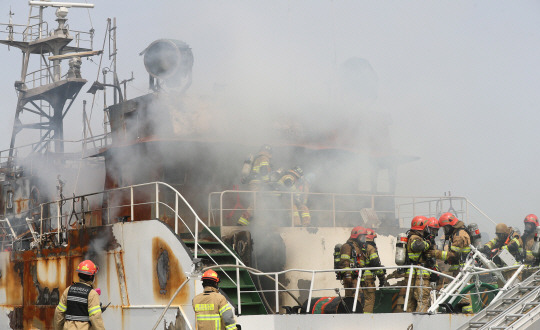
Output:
[1, 182, 246, 310]
[209, 190, 496, 228]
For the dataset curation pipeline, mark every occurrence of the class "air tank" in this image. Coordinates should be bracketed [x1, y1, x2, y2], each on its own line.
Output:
[532, 226, 540, 258]
[395, 233, 408, 265]
[468, 223, 482, 248]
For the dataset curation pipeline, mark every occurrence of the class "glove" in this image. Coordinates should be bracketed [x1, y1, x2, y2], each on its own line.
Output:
[236, 325, 242, 330]
[378, 276, 386, 287]
[425, 250, 437, 259]
[480, 246, 491, 256]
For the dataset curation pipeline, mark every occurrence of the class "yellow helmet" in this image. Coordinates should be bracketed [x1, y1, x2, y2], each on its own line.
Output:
[495, 223, 509, 235]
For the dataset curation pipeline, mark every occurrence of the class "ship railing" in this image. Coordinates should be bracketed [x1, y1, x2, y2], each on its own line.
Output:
[226, 264, 454, 314]
[208, 190, 496, 230]
[0, 135, 109, 167]
[25, 66, 53, 88]
[0, 22, 40, 41]
[4, 181, 246, 308]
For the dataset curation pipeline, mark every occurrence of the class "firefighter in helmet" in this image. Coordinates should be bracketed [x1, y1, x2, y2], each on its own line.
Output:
[428, 213, 473, 313]
[193, 269, 238, 330]
[428, 213, 471, 274]
[522, 214, 539, 278]
[54, 260, 105, 330]
[405, 216, 433, 312]
[481, 223, 524, 280]
[338, 226, 367, 305]
[237, 144, 273, 226]
[362, 228, 386, 313]
[274, 166, 311, 226]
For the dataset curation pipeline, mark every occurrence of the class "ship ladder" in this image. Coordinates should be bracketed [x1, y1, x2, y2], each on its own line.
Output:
[457, 268, 540, 329]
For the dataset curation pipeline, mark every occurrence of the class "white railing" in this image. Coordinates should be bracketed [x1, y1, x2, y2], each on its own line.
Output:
[208, 190, 496, 229]
[0, 182, 247, 313]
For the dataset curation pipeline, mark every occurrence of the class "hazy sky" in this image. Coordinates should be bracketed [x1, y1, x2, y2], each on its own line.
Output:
[0, 1, 539, 229]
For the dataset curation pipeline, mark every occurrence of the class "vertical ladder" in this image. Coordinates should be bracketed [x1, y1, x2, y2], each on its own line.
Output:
[458, 269, 540, 329]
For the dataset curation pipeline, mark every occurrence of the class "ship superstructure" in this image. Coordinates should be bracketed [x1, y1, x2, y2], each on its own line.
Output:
[0, 2, 538, 330]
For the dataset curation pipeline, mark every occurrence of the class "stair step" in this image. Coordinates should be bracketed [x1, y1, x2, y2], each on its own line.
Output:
[468, 322, 486, 327]
[505, 314, 524, 319]
[485, 309, 502, 315]
[183, 240, 222, 245]
[525, 302, 540, 306]
[503, 297, 520, 303]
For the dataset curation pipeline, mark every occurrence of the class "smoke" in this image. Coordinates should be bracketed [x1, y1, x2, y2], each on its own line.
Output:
[1, 1, 539, 235]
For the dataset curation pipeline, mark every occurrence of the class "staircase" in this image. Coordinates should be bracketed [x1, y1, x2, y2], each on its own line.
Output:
[182, 226, 267, 315]
[458, 269, 540, 329]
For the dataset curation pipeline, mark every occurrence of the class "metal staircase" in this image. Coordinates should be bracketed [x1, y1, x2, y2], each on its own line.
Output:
[458, 269, 540, 329]
[182, 226, 267, 315]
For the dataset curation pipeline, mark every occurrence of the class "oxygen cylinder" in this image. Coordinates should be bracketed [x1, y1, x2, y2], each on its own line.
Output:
[468, 223, 482, 248]
[532, 227, 540, 258]
[240, 154, 254, 183]
[334, 244, 343, 279]
[395, 233, 408, 266]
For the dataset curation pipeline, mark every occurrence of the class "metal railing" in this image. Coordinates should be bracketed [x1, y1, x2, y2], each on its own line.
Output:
[208, 190, 496, 228]
[0, 182, 246, 313]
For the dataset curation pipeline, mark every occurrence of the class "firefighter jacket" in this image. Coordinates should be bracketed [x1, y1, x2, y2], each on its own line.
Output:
[522, 232, 536, 265]
[362, 241, 384, 278]
[433, 221, 471, 271]
[250, 151, 272, 183]
[53, 279, 105, 330]
[407, 232, 432, 277]
[339, 239, 364, 279]
[484, 230, 524, 264]
[192, 286, 237, 330]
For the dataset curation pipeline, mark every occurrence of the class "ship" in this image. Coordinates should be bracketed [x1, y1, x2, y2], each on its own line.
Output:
[0, 2, 539, 329]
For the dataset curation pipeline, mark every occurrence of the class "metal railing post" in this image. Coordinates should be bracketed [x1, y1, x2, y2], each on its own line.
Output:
[130, 186, 134, 222]
[175, 194, 178, 234]
[194, 214, 199, 259]
[306, 271, 315, 313]
[40, 204, 43, 244]
[275, 273, 280, 314]
[155, 183, 159, 219]
[403, 266, 414, 312]
[236, 259, 241, 315]
[57, 201, 61, 243]
[352, 270, 363, 312]
[220, 192, 224, 227]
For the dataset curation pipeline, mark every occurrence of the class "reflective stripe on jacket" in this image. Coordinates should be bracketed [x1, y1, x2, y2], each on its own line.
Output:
[193, 286, 237, 330]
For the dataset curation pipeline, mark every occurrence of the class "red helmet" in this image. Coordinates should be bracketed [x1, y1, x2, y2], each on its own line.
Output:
[350, 226, 367, 239]
[202, 269, 220, 283]
[411, 216, 428, 231]
[427, 217, 440, 229]
[524, 214, 539, 227]
[76, 260, 98, 276]
[366, 228, 377, 240]
[439, 212, 458, 227]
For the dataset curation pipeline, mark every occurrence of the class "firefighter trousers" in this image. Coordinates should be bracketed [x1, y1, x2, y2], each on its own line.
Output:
[361, 276, 376, 313]
[406, 275, 431, 313]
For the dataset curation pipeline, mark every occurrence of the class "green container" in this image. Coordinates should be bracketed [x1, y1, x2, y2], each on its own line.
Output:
[374, 287, 402, 313]
[449, 282, 499, 313]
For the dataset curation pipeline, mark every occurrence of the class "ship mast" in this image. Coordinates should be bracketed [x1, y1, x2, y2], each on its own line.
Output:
[0, 1, 99, 160]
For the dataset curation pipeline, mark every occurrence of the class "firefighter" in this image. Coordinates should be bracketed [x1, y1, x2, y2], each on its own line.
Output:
[429, 213, 471, 274]
[193, 269, 238, 330]
[274, 166, 311, 226]
[54, 260, 105, 330]
[480, 223, 524, 280]
[338, 226, 367, 302]
[405, 216, 433, 313]
[428, 213, 473, 313]
[237, 144, 273, 226]
[362, 228, 386, 313]
[522, 214, 539, 278]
